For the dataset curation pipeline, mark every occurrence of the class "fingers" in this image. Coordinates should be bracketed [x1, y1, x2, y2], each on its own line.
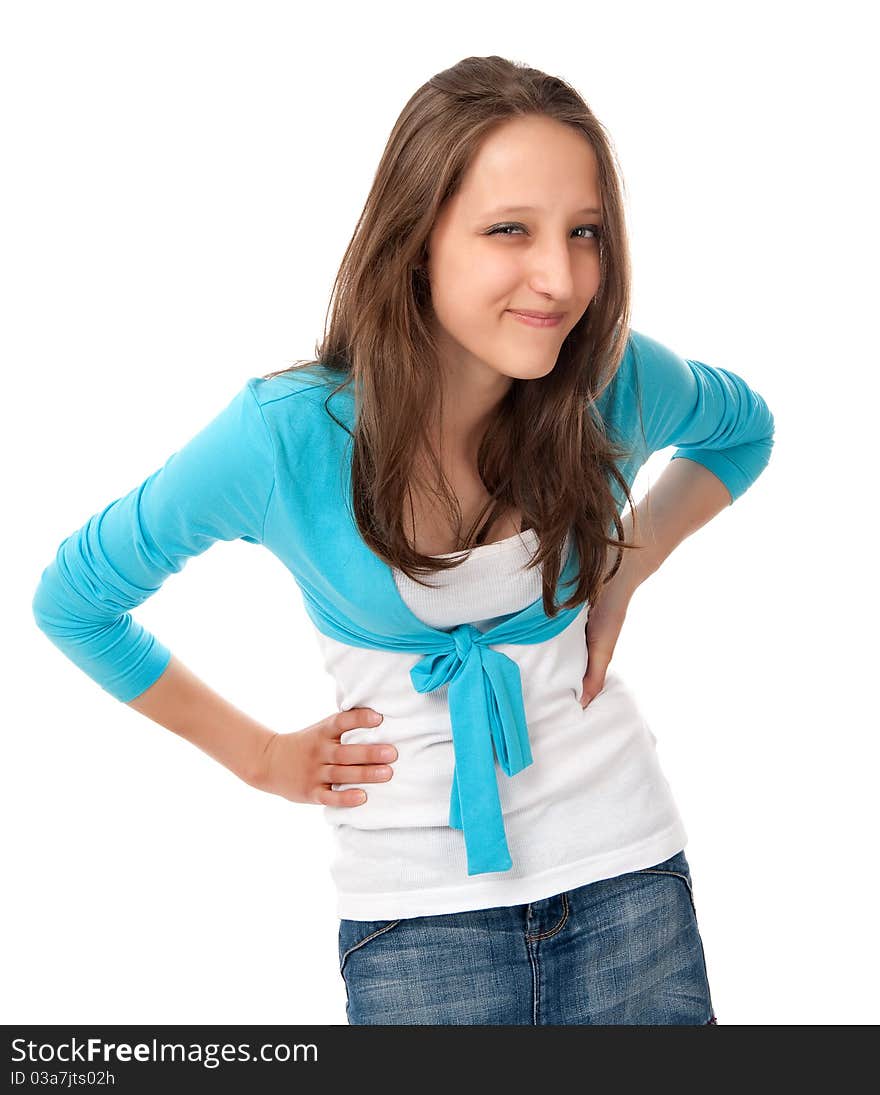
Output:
[322, 708, 397, 765]
[327, 741, 398, 765]
[321, 762, 394, 785]
[314, 708, 396, 808]
[326, 707, 384, 737]
[313, 786, 369, 807]
[313, 764, 393, 808]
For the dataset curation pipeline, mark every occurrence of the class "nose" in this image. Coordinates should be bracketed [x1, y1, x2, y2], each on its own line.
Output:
[522, 240, 578, 303]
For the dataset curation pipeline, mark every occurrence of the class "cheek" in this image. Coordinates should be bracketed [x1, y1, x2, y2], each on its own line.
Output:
[432, 271, 508, 335]
[437, 244, 516, 301]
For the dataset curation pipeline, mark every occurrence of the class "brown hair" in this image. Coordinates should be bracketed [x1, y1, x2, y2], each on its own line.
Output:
[263, 54, 644, 617]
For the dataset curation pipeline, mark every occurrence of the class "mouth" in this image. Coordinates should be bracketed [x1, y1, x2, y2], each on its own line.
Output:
[507, 309, 565, 328]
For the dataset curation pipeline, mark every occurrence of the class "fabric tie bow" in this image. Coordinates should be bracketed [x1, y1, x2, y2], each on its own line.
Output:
[409, 622, 533, 875]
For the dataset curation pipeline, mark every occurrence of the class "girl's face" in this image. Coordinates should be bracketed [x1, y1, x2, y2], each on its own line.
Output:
[425, 114, 603, 386]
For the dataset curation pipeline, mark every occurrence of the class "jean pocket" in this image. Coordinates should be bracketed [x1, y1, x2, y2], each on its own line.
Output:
[631, 849, 696, 914]
[338, 918, 402, 976]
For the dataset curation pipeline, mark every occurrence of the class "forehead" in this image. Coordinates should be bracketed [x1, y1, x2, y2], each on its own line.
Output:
[457, 116, 601, 211]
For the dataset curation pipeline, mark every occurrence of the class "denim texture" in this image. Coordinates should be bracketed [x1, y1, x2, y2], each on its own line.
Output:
[338, 849, 717, 1025]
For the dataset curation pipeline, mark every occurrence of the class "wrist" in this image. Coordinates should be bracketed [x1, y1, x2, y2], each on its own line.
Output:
[247, 728, 279, 790]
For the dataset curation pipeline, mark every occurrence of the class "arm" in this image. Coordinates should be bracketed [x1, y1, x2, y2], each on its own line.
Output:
[629, 328, 776, 505]
[607, 329, 776, 588]
[615, 457, 734, 590]
[32, 379, 278, 782]
[125, 653, 274, 786]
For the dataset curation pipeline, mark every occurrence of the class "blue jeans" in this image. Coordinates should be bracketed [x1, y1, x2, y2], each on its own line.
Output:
[338, 849, 717, 1025]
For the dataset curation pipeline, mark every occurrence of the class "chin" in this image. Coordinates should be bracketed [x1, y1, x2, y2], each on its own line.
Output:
[497, 360, 557, 382]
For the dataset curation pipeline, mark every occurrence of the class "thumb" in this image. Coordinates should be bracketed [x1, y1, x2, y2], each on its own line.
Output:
[580, 653, 610, 708]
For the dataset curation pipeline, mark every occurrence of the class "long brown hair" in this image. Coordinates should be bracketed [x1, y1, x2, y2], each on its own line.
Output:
[263, 55, 644, 617]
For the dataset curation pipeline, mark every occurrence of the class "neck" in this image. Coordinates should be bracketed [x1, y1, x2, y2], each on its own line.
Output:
[428, 331, 513, 468]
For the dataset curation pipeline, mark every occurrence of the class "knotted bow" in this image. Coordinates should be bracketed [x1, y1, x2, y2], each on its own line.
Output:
[409, 622, 533, 875]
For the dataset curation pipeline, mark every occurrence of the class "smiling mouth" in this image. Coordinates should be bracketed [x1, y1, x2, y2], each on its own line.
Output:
[509, 309, 565, 318]
[507, 310, 565, 328]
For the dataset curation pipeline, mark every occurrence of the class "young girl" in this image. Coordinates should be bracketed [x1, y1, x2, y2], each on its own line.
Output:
[33, 55, 774, 1025]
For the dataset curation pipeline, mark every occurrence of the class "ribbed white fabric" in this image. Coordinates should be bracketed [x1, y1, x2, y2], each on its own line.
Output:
[318, 526, 688, 920]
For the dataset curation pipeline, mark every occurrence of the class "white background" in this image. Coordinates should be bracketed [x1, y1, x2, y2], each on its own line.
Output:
[4, 0, 877, 1026]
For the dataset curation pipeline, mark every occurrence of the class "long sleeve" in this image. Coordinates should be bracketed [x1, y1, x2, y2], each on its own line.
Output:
[627, 329, 776, 504]
[32, 379, 276, 703]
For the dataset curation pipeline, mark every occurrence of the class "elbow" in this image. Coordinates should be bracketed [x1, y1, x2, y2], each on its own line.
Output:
[32, 561, 77, 638]
[32, 573, 67, 639]
[756, 394, 776, 451]
[764, 406, 776, 447]
[32, 568, 54, 634]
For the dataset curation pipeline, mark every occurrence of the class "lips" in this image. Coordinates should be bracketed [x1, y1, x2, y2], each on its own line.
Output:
[509, 309, 565, 319]
[508, 309, 564, 328]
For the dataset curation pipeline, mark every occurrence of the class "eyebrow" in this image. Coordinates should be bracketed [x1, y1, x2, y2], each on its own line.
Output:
[482, 204, 603, 217]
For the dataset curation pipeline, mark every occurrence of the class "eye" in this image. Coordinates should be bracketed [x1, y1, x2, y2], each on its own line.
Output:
[486, 223, 526, 236]
[487, 222, 603, 240]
